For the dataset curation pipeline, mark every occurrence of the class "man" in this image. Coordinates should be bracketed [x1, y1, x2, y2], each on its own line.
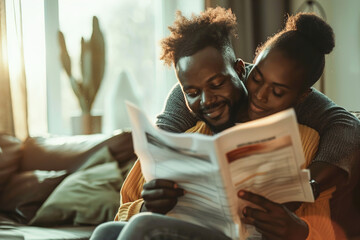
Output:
[90, 7, 250, 240]
[116, 7, 249, 220]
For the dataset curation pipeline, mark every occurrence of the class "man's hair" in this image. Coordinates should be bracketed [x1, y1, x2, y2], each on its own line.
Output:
[160, 7, 238, 66]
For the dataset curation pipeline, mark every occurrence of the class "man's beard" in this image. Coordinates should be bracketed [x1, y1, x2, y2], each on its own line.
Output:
[198, 99, 242, 134]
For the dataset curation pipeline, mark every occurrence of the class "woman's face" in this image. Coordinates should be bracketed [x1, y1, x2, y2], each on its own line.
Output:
[246, 48, 308, 121]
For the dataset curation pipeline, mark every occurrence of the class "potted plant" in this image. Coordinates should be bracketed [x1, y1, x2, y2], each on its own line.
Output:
[58, 16, 105, 134]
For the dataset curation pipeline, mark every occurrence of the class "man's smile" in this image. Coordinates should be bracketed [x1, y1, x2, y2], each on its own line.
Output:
[202, 102, 227, 120]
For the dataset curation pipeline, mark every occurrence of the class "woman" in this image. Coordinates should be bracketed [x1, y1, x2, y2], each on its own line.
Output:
[235, 13, 338, 239]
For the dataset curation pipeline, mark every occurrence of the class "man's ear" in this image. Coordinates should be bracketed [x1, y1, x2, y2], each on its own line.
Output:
[234, 58, 245, 78]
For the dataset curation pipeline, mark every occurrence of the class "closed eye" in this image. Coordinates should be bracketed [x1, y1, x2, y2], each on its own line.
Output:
[185, 89, 199, 98]
[272, 88, 284, 97]
[210, 79, 225, 88]
[251, 75, 261, 83]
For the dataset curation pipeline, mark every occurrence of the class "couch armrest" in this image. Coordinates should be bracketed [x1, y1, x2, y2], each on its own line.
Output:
[20, 130, 135, 172]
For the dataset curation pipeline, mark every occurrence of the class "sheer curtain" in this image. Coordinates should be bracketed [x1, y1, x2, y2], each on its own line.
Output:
[0, 0, 28, 140]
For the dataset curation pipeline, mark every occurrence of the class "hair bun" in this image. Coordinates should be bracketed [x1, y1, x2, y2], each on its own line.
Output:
[285, 13, 335, 54]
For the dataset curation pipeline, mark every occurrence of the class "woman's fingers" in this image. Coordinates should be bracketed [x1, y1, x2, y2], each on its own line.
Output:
[242, 207, 282, 225]
[238, 190, 281, 212]
[252, 220, 284, 236]
[258, 229, 283, 240]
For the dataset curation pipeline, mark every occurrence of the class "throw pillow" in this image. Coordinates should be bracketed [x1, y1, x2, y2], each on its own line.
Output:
[0, 170, 68, 224]
[29, 146, 125, 226]
[21, 134, 107, 172]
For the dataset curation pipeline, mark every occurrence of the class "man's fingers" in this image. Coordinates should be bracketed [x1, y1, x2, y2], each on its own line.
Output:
[141, 188, 184, 200]
[143, 179, 178, 190]
[238, 190, 281, 212]
[143, 198, 177, 214]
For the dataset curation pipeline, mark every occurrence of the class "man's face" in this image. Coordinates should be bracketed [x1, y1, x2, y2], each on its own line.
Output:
[176, 46, 247, 133]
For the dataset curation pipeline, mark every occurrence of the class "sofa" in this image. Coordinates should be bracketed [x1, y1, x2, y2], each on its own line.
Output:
[0, 130, 137, 240]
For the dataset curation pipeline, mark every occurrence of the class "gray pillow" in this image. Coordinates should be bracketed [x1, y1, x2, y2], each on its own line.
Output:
[29, 147, 125, 226]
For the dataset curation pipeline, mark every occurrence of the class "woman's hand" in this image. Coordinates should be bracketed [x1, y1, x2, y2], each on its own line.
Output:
[238, 190, 309, 240]
[141, 179, 184, 214]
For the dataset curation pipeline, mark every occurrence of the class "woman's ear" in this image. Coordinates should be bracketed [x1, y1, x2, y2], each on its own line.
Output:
[297, 88, 312, 104]
[234, 58, 245, 79]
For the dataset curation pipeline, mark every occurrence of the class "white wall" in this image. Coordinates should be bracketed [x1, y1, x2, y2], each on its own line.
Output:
[291, 0, 360, 111]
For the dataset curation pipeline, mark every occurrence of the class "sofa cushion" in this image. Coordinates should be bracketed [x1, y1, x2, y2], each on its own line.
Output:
[0, 135, 23, 193]
[29, 146, 130, 226]
[21, 130, 136, 174]
[0, 170, 68, 224]
[21, 134, 108, 172]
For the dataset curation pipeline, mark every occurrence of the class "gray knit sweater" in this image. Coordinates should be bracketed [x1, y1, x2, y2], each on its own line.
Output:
[156, 65, 360, 178]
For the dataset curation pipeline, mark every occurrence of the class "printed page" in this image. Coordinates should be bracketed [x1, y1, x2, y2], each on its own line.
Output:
[215, 109, 314, 212]
[126, 102, 240, 239]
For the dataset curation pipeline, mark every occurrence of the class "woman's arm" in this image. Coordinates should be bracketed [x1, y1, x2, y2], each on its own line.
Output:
[156, 84, 197, 132]
[295, 88, 360, 184]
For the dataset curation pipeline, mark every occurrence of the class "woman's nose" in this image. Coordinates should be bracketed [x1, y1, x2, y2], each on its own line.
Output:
[255, 85, 269, 103]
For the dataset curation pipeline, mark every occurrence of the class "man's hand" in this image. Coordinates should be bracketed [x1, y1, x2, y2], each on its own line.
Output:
[107, 131, 137, 166]
[141, 179, 184, 214]
[238, 190, 309, 240]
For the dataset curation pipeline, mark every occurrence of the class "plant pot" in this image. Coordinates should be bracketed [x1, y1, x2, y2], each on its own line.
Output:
[71, 114, 102, 135]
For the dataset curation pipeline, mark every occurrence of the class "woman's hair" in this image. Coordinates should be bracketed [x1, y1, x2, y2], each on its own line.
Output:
[255, 13, 335, 89]
[160, 7, 237, 66]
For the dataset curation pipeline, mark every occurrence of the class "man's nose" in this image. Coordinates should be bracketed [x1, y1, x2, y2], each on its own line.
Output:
[255, 85, 269, 103]
[201, 90, 216, 107]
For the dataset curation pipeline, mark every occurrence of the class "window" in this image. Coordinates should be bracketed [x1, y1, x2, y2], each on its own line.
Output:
[15, 0, 46, 136]
[22, 0, 204, 135]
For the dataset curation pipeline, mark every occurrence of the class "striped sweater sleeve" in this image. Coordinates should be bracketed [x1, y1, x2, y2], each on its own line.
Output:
[297, 187, 336, 240]
[297, 124, 336, 240]
[114, 159, 145, 221]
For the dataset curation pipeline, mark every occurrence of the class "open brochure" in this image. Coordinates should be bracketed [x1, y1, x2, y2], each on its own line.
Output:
[126, 102, 314, 240]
